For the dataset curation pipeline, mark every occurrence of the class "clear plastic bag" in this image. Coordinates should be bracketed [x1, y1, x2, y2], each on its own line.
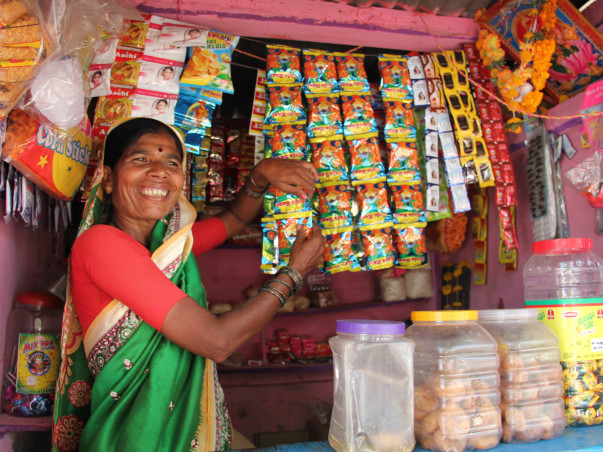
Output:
[565, 151, 603, 208]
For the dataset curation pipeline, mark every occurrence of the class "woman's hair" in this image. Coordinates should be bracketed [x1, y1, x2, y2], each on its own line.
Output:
[103, 118, 183, 169]
[92, 70, 102, 78]
[155, 99, 169, 107]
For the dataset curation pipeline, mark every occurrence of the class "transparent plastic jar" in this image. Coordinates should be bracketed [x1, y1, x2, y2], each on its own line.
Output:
[405, 310, 501, 452]
[328, 319, 415, 452]
[2, 292, 63, 417]
[523, 238, 603, 427]
[478, 309, 565, 443]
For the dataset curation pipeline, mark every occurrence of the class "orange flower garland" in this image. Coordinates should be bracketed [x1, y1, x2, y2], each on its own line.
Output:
[476, 0, 558, 131]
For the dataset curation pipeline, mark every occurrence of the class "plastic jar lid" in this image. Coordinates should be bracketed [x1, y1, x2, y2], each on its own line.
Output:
[478, 308, 537, 322]
[532, 238, 592, 254]
[16, 292, 63, 309]
[411, 310, 477, 322]
[336, 319, 405, 335]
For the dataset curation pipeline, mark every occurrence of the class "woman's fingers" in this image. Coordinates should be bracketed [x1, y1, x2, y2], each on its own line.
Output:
[256, 159, 318, 199]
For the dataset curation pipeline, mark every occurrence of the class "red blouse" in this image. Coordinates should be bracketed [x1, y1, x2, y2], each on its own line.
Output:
[70, 217, 226, 336]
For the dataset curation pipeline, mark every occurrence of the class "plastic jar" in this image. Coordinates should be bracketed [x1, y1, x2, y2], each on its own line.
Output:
[2, 292, 63, 417]
[405, 310, 501, 452]
[478, 309, 565, 443]
[523, 238, 603, 427]
[328, 319, 414, 452]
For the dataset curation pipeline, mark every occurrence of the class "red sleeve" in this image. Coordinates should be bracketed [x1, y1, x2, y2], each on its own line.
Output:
[191, 216, 226, 256]
[70, 225, 188, 333]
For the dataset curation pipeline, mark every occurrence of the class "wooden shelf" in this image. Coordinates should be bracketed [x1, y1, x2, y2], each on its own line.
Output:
[218, 361, 332, 374]
[0, 413, 52, 432]
[275, 297, 429, 317]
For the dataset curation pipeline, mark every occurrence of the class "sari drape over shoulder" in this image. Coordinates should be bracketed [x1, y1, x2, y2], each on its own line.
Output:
[52, 160, 231, 451]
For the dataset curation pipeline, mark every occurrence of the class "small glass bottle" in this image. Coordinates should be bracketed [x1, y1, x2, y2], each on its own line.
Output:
[328, 319, 414, 452]
[2, 292, 63, 417]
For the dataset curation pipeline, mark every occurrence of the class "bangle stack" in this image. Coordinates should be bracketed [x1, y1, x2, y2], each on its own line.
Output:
[242, 168, 269, 199]
[275, 266, 303, 295]
[259, 285, 287, 307]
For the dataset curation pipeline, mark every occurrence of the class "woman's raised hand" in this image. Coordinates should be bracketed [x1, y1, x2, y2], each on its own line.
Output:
[287, 224, 326, 278]
[252, 158, 318, 200]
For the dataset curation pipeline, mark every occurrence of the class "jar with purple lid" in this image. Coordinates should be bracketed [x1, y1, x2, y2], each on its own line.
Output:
[2, 292, 63, 417]
[328, 319, 415, 452]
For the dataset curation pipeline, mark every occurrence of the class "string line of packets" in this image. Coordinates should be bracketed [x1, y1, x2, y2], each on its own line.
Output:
[260, 45, 432, 274]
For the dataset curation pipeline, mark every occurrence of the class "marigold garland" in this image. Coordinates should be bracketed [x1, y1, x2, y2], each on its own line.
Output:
[476, 0, 558, 132]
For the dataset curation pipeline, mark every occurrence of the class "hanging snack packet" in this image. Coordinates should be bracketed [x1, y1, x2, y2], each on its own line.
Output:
[378, 55, 413, 102]
[180, 31, 240, 94]
[355, 178, 393, 228]
[361, 226, 396, 271]
[348, 136, 385, 182]
[261, 217, 278, 273]
[119, 16, 150, 50]
[111, 47, 142, 88]
[390, 183, 426, 225]
[266, 45, 303, 86]
[475, 157, 495, 187]
[324, 227, 361, 274]
[160, 20, 208, 47]
[317, 182, 354, 229]
[272, 124, 307, 161]
[277, 213, 312, 266]
[311, 139, 348, 183]
[144, 16, 187, 62]
[131, 90, 178, 125]
[180, 86, 223, 105]
[393, 225, 428, 268]
[306, 94, 343, 141]
[266, 84, 306, 125]
[86, 64, 112, 97]
[341, 94, 378, 139]
[274, 188, 312, 216]
[95, 96, 133, 124]
[249, 69, 267, 136]
[335, 53, 370, 93]
[383, 99, 416, 142]
[137, 56, 183, 95]
[174, 95, 215, 130]
[303, 50, 338, 94]
[387, 141, 421, 183]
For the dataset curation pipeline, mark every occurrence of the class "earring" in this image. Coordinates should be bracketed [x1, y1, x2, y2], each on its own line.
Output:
[105, 186, 112, 194]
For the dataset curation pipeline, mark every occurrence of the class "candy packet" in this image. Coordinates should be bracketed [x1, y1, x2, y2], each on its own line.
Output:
[383, 99, 416, 142]
[311, 139, 348, 183]
[261, 217, 278, 273]
[274, 188, 313, 217]
[390, 183, 426, 226]
[174, 95, 215, 130]
[303, 50, 338, 94]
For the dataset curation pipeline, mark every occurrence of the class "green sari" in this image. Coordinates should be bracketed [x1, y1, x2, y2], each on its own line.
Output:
[52, 147, 231, 451]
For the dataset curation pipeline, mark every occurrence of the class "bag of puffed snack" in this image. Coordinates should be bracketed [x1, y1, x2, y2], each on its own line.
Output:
[311, 139, 348, 183]
[306, 93, 343, 141]
[266, 45, 302, 86]
[361, 226, 396, 271]
[335, 53, 370, 93]
[324, 227, 361, 274]
[303, 50, 338, 94]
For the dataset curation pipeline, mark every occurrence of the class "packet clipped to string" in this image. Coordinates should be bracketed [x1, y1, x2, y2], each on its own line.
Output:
[266, 84, 306, 125]
[130, 89, 178, 125]
[390, 183, 426, 225]
[303, 50, 338, 94]
[137, 56, 184, 95]
[317, 182, 354, 229]
[360, 226, 396, 271]
[355, 177, 393, 229]
[144, 15, 188, 62]
[272, 124, 307, 161]
[335, 53, 370, 93]
[341, 94, 378, 139]
[348, 135, 385, 183]
[277, 213, 312, 266]
[306, 93, 343, 141]
[393, 225, 428, 268]
[383, 99, 416, 142]
[119, 16, 150, 50]
[266, 45, 303, 86]
[159, 20, 208, 47]
[323, 227, 361, 274]
[378, 54, 413, 102]
[387, 141, 421, 184]
[111, 47, 142, 88]
[311, 139, 348, 183]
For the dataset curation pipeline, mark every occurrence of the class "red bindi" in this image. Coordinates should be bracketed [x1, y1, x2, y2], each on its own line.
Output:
[158, 147, 163, 152]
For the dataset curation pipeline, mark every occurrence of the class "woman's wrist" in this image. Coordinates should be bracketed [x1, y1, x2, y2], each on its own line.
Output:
[250, 163, 270, 190]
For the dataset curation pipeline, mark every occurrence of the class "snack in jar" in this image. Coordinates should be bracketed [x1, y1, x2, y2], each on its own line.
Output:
[478, 308, 565, 443]
[328, 320, 414, 452]
[405, 310, 502, 452]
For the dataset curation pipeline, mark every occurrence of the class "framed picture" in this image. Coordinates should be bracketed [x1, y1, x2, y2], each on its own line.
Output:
[478, 0, 603, 101]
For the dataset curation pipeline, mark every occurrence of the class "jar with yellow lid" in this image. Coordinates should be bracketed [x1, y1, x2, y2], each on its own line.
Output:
[405, 310, 502, 452]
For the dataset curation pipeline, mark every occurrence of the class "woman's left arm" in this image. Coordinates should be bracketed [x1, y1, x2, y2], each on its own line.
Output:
[217, 158, 318, 239]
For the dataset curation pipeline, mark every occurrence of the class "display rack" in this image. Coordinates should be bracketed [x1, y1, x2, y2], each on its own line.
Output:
[0, 413, 52, 433]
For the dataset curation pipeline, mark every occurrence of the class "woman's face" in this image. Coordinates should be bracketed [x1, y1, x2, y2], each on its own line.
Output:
[103, 132, 184, 227]
[156, 101, 168, 113]
[92, 73, 102, 85]
[162, 68, 173, 80]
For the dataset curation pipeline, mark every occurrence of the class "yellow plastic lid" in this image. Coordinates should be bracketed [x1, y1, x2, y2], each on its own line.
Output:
[411, 310, 478, 322]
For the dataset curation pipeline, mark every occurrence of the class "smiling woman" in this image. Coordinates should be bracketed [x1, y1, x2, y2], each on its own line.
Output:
[52, 117, 326, 452]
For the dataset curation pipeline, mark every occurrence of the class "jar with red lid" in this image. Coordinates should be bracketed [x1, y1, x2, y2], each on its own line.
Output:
[2, 291, 63, 417]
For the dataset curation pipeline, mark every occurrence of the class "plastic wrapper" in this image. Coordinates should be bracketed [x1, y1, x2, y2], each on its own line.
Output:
[306, 93, 343, 141]
[266, 45, 302, 86]
[303, 50, 338, 95]
[565, 151, 603, 208]
[361, 226, 396, 271]
[335, 53, 370, 94]
[311, 139, 348, 183]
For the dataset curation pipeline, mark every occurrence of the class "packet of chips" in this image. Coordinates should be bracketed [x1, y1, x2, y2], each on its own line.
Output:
[390, 183, 426, 225]
[261, 217, 278, 273]
[378, 55, 413, 102]
[306, 93, 343, 141]
[174, 95, 215, 130]
[360, 226, 396, 271]
[348, 136, 385, 183]
[266, 45, 303, 86]
[303, 50, 338, 94]
[317, 182, 354, 229]
[266, 84, 306, 125]
[277, 213, 312, 266]
[335, 53, 370, 93]
[355, 178, 393, 228]
[272, 124, 307, 161]
[311, 139, 348, 183]
[323, 227, 361, 274]
[383, 99, 416, 142]
[387, 141, 421, 183]
[341, 94, 378, 140]
[274, 187, 312, 216]
[393, 225, 428, 268]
